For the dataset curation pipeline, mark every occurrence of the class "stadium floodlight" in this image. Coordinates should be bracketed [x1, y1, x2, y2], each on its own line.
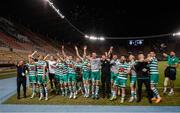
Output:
[50, 2, 53, 5]
[89, 36, 97, 40]
[45, 0, 65, 19]
[175, 32, 180, 36]
[85, 35, 105, 41]
[45, 0, 53, 5]
[173, 32, 180, 36]
[85, 35, 89, 38]
[99, 37, 105, 41]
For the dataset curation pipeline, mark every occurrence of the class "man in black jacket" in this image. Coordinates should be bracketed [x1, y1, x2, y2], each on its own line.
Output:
[101, 54, 111, 98]
[101, 47, 113, 98]
[134, 54, 153, 103]
[16, 60, 28, 99]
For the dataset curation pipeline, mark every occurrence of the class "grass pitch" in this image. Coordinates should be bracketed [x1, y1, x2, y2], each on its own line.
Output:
[3, 61, 180, 105]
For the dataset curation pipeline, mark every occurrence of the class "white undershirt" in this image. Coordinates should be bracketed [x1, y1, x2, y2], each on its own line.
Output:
[47, 60, 56, 74]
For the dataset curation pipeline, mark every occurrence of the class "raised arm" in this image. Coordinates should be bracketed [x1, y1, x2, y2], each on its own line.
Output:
[83, 46, 87, 58]
[108, 46, 113, 55]
[163, 53, 168, 57]
[62, 45, 67, 58]
[107, 46, 113, 59]
[75, 46, 83, 60]
[29, 51, 39, 62]
[28, 51, 37, 59]
[43, 54, 49, 60]
[105, 52, 108, 57]
[28, 51, 37, 63]
[31, 51, 37, 57]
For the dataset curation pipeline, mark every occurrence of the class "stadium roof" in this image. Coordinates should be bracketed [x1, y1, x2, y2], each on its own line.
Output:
[1, 0, 180, 40]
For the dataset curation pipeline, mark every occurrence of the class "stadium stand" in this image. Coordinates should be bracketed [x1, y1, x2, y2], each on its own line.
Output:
[0, 40, 8, 48]
[0, 17, 180, 65]
[0, 17, 59, 64]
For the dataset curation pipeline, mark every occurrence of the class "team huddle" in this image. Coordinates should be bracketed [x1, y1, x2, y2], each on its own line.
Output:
[24, 46, 179, 104]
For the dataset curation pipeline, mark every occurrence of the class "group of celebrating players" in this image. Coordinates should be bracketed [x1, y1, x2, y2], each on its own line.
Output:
[24, 45, 179, 104]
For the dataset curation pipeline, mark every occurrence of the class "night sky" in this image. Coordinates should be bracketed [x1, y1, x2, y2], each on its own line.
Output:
[1, 0, 180, 39]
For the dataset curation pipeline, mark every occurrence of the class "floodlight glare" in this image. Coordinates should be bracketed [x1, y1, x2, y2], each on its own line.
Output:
[99, 37, 105, 41]
[173, 32, 180, 36]
[89, 36, 97, 40]
[85, 35, 89, 38]
[176, 32, 180, 36]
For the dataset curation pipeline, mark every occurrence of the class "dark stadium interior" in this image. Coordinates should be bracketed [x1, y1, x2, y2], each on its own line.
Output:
[0, 0, 180, 64]
[1, 0, 180, 38]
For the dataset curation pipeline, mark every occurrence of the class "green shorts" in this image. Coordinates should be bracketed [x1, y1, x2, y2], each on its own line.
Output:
[130, 76, 137, 85]
[59, 74, 68, 84]
[91, 71, 100, 81]
[150, 74, 159, 85]
[111, 72, 118, 82]
[83, 71, 90, 81]
[37, 75, 48, 84]
[68, 73, 76, 83]
[29, 75, 37, 83]
[114, 77, 127, 88]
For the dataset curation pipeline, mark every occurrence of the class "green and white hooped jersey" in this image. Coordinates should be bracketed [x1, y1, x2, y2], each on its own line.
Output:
[82, 59, 90, 72]
[36, 60, 47, 76]
[127, 60, 136, 69]
[127, 60, 137, 76]
[110, 59, 120, 74]
[117, 62, 128, 79]
[75, 62, 82, 69]
[55, 62, 64, 76]
[62, 63, 68, 75]
[90, 58, 101, 72]
[27, 63, 36, 76]
[75, 62, 82, 75]
[66, 60, 76, 74]
[149, 57, 159, 75]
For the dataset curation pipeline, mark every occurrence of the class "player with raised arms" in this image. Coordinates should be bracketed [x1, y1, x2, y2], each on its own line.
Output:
[75, 46, 91, 98]
[109, 49, 120, 99]
[31, 51, 49, 101]
[53, 54, 67, 96]
[27, 51, 37, 99]
[89, 52, 101, 99]
[74, 56, 83, 96]
[62, 45, 77, 99]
